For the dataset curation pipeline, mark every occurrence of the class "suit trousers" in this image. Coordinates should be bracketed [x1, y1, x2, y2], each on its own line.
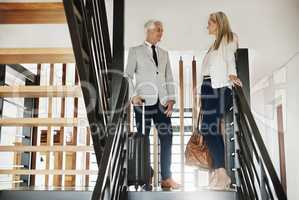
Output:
[134, 99, 173, 180]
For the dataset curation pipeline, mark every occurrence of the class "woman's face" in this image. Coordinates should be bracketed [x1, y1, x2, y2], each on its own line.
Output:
[207, 18, 218, 35]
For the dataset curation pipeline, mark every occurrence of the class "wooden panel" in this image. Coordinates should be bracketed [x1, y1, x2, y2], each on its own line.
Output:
[179, 57, 185, 186]
[0, 145, 93, 152]
[0, 85, 82, 97]
[277, 104, 287, 193]
[67, 69, 79, 186]
[0, 48, 75, 64]
[45, 63, 54, 187]
[0, 3, 66, 24]
[29, 63, 41, 187]
[85, 128, 91, 186]
[0, 118, 88, 127]
[191, 57, 197, 131]
[13, 142, 22, 188]
[65, 152, 75, 186]
[54, 63, 67, 186]
[0, 169, 98, 175]
[40, 130, 48, 144]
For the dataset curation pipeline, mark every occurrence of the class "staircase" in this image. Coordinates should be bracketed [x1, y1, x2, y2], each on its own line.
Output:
[0, 0, 288, 200]
[62, 0, 287, 199]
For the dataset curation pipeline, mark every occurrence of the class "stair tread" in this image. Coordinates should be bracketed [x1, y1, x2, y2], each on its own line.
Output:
[128, 190, 236, 193]
[128, 189, 236, 200]
[0, 187, 236, 200]
[0, 85, 82, 97]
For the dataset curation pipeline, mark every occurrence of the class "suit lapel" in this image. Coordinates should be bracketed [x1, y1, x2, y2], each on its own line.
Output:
[157, 47, 163, 69]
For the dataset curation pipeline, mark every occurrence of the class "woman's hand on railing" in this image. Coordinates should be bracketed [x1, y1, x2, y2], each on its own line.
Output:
[229, 74, 243, 87]
[131, 96, 144, 106]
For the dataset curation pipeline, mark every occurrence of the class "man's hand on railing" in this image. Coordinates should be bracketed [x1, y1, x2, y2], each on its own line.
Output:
[229, 74, 243, 87]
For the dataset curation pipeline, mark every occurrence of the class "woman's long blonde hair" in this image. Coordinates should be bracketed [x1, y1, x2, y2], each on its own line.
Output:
[209, 11, 234, 50]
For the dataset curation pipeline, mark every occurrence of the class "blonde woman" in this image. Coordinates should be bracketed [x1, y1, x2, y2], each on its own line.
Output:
[199, 11, 242, 190]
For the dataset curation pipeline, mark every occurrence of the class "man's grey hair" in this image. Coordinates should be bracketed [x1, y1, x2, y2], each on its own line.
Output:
[144, 19, 163, 32]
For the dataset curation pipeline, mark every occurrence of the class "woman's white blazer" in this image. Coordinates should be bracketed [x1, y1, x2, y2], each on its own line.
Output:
[198, 34, 239, 93]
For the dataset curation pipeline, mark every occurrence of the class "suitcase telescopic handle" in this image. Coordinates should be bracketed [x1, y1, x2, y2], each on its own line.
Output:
[142, 99, 145, 135]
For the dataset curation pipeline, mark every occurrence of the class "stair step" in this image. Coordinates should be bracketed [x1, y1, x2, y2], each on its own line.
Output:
[0, 188, 236, 200]
[0, 145, 94, 152]
[128, 190, 236, 200]
[0, 48, 75, 64]
[0, 85, 82, 97]
[0, 189, 92, 200]
[0, 117, 88, 127]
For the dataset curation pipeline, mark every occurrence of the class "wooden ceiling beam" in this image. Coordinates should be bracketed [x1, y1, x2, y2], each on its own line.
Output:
[0, 3, 66, 24]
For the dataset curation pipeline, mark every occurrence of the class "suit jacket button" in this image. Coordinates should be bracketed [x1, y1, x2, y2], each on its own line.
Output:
[156, 72, 159, 74]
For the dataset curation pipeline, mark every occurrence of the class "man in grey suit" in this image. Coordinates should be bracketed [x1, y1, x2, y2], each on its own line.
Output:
[125, 20, 179, 190]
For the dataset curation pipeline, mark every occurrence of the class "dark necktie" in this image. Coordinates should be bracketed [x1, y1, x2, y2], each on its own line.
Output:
[151, 45, 158, 67]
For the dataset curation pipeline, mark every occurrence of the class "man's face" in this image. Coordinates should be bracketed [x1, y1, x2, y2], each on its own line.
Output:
[147, 23, 163, 44]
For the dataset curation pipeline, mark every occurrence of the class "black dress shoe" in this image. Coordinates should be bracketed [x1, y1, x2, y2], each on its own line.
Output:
[142, 184, 153, 191]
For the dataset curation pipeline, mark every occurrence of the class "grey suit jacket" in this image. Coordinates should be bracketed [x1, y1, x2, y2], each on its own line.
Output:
[124, 43, 176, 106]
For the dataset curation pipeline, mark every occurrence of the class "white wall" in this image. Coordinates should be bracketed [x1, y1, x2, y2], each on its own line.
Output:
[0, 24, 71, 48]
[125, 0, 299, 86]
[285, 55, 299, 200]
[249, 54, 299, 199]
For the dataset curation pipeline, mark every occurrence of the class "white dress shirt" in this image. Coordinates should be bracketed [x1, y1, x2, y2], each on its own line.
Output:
[198, 33, 239, 92]
[201, 48, 213, 76]
[144, 40, 159, 57]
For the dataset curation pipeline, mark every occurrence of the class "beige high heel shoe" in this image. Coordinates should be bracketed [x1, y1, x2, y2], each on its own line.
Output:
[209, 168, 231, 190]
[214, 175, 231, 190]
[208, 170, 217, 187]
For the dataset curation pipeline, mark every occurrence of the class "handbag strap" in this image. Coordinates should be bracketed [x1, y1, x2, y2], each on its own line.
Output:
[196, 98, 203, 132]
[194, 99, 205, 144]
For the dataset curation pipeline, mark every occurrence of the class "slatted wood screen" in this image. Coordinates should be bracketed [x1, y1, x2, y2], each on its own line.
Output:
[0, 63, 94, 189]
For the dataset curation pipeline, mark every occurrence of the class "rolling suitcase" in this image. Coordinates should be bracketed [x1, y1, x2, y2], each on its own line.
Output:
[127, 100, 153, 191]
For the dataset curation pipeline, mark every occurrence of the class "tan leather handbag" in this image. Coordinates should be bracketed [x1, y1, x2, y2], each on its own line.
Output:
[185, 105, 212, 170]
